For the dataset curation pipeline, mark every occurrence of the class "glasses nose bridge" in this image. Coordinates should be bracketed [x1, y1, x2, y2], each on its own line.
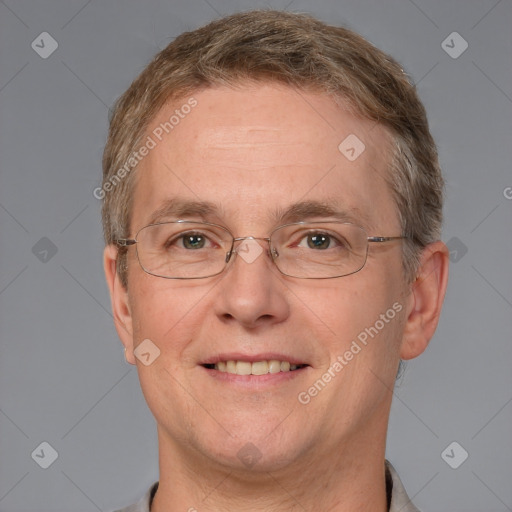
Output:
[232, 235, 271, 243]
[226, 235, 274, 264]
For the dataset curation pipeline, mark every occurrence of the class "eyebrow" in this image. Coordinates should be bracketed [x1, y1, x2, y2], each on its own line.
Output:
[148, 199, 222, 225]
[272, 200, 371, 227]
[147, 198, 372, 229]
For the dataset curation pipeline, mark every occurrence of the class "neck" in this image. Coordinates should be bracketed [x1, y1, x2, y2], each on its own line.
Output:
[151, 427, 389, 512]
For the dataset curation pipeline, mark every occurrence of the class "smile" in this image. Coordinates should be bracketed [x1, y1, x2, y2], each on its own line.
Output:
[202, 360, 308, 375]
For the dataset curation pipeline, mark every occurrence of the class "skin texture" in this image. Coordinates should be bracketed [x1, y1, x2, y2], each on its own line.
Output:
[104, 84, 449, 511]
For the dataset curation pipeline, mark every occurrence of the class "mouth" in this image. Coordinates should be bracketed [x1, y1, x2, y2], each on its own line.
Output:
[202, 360, 309, 376]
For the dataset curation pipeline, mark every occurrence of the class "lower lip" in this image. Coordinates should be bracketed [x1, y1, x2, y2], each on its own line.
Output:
[201, 366, 310, 388]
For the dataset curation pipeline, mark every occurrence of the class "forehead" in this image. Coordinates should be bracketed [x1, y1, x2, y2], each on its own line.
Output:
[131, 84, 399, 234]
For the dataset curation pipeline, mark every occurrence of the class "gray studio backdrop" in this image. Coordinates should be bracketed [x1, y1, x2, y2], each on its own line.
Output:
[0, 1, 511, 511]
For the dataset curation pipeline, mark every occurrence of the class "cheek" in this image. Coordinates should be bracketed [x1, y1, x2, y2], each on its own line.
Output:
[301, 276, 395, 336]
[303, 274, 406, 374]
[128, 276, 231, 387]
[128, 276, 203, 355]
[129, 282, 207, 432]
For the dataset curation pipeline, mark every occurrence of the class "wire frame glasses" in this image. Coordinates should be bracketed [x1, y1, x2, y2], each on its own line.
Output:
[115, 220, 407, 279]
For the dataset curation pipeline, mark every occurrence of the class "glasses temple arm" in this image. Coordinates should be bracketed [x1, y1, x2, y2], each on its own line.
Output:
[115, 239, 137, 247]
[367, 236, 408, 243]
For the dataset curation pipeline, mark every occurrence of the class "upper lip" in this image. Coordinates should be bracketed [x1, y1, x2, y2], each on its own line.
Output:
[200, 353, 309, 365]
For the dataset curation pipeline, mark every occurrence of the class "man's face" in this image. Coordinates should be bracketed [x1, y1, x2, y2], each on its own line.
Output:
[123, 84, 409, 472]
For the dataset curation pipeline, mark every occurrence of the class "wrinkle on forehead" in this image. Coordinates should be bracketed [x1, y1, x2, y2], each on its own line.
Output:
[195, 126, 303, 150]
[135, 85, 401, 236]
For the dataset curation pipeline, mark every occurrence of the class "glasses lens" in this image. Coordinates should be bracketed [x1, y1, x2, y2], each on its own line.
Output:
[136, 222, 232, 278]
[270, 222, 368, 278]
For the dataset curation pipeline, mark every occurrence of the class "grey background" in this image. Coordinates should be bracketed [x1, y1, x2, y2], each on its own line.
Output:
[0, 0, 511, 510]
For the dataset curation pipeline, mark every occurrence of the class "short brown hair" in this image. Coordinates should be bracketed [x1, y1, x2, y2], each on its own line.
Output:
[102, 9, 443, 287]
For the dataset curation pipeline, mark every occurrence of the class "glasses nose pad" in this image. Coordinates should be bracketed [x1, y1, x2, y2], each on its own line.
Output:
[225, 242, 242, 262]
[271, 247, 279, 259]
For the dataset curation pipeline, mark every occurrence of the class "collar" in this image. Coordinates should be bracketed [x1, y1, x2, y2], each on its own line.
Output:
[116, 459, 419, 512]
[386, 460, 421, 512]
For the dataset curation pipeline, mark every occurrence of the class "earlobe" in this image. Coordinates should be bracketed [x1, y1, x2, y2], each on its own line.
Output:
[103, 245, 136, 365]
[400, 241, 449, 360]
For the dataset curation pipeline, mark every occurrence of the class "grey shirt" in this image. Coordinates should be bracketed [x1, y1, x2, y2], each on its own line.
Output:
[114, 460, 420, 512]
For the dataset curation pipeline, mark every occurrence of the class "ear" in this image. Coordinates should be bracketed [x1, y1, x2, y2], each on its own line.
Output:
[400, 241, 449, 360]
[103, 244, 136, 365]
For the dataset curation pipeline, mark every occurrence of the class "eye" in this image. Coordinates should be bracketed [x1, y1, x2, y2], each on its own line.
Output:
[297, 232, 344, 250]
[165, 231, 215, 250]
[181, 233, 206, 249]
[304, 233, 330, 250]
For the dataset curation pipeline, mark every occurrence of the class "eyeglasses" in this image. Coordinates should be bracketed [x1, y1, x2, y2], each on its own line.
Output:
[115, 220, 407, 280]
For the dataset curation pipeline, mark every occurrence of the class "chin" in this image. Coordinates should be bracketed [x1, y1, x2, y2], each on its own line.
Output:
[191, 419, 315, 474]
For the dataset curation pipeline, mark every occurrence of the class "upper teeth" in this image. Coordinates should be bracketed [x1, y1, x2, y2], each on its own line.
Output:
[215, 360, 300, 375]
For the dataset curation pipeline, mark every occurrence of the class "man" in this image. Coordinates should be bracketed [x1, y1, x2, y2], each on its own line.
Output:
[102, 10, 449, 512]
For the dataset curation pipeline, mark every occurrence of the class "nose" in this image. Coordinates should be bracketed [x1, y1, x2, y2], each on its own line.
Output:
[213, 237, 290, 330]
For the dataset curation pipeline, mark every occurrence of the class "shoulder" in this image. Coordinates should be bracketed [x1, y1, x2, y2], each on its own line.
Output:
[112, 482, 159, 512]
[386, 460, 421, 512]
